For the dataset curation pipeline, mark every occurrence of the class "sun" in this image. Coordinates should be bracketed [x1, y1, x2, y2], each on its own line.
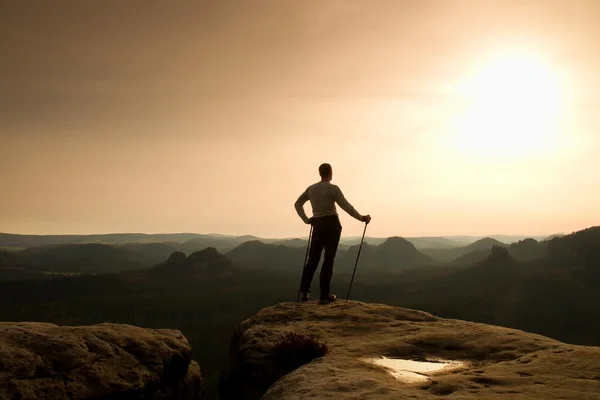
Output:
[452, 50, 566, 159]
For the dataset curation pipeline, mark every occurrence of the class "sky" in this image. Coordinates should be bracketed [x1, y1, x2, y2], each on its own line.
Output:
[1, 0, 599, 238]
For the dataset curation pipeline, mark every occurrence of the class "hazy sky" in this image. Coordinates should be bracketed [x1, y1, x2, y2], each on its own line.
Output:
[1, 1, 599, 238]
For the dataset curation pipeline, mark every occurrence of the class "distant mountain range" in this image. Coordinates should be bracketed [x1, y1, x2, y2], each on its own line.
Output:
[0, 234, 473, 277]
[226, 236, 438, 275]
[0, 233, 261, 252]
[0, 229, 571, 283]
[0, 231, 562, 252]
[375, 228, 600, 345]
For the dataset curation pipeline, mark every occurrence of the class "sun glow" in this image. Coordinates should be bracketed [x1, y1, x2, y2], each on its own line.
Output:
[453, 50, 567, 159]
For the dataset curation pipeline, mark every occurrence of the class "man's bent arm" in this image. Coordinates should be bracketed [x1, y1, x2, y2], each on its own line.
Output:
[294, 189, 311, 224]
[333, 185, 363, 222]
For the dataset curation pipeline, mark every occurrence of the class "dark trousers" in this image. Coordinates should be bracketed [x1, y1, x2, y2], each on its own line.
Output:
[300, 215, 342, 298]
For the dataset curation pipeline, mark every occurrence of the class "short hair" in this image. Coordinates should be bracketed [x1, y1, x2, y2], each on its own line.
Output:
[319, 163, 332, 177]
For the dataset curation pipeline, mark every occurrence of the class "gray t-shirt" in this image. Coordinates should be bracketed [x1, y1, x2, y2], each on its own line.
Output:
[294, 181, 363, 224]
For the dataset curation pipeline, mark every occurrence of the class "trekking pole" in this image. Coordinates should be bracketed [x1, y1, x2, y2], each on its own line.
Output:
[297, 224, 313, 302]
[346, 221, 368, 302]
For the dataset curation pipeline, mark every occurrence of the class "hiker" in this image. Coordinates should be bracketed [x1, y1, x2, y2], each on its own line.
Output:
[294, 163, 371, 303]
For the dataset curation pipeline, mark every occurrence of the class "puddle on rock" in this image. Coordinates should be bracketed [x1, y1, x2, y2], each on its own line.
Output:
[363, 357, 467, 383]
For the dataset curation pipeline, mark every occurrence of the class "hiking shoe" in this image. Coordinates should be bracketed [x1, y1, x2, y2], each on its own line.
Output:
[300, 291, 310, 302]
[319, 293, 336, 304]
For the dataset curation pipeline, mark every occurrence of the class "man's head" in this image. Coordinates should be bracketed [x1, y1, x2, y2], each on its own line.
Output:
[319, 163, 333, 181]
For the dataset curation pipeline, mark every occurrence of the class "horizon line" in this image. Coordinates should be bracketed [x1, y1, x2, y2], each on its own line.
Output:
[0, 230, 569, 239]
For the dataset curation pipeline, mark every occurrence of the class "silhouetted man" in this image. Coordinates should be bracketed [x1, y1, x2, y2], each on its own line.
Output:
[294, 163, 371, 304]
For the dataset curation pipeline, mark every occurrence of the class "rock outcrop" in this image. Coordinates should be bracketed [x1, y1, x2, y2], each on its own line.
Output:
[166, 251, 187, 264]
[220, 301, 600, 399]
[149, 247, 234, 281]
[0, 322, 202, 399]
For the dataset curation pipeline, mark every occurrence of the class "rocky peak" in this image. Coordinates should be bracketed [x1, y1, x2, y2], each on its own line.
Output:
[379, 236, 416, 251]
[219, 301, 600, 400]
[166, 251, 187, 264]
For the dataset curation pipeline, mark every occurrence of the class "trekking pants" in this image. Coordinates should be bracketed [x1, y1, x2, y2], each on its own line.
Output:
[300, 215, 342, 298]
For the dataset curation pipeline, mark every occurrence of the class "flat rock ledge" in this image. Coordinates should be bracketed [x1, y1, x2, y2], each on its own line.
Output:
[220, 300, 600, 400]
[0, 322, 202, 399]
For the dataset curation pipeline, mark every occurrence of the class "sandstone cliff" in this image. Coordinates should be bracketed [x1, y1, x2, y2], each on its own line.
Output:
[220, 301, 600, 399]
[0, 322, 202, 399]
